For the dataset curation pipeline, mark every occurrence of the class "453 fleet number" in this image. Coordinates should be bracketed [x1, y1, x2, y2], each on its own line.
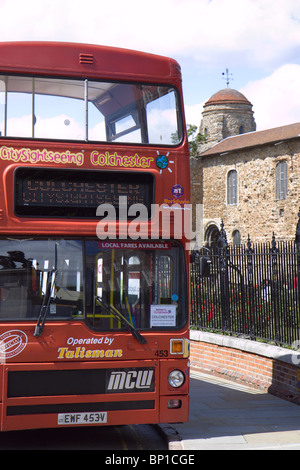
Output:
[154, 350, 168, 357]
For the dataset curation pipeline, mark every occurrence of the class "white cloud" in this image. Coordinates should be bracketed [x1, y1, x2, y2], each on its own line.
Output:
[35, 114, 85, 139]
[3, 114, 85, 139]
[1, 0, 300, 70]
[241, 64, 300, 130]
[184, 103, 204, 128]
[185, 63, 300, 133]
[1, 0, 300, 134]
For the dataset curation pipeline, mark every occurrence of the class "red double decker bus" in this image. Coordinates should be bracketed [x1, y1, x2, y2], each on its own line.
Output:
[0, 42, 190, 431]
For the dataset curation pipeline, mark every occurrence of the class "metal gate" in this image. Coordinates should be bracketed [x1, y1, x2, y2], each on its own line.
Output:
[191, 215, 300, 347]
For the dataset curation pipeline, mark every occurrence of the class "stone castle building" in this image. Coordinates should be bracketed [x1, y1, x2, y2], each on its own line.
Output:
[198, 88, 256, 153]
[191, 87, 300, 248]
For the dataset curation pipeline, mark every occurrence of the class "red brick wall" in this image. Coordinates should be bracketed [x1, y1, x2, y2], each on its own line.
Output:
[190, 332, 300, 404]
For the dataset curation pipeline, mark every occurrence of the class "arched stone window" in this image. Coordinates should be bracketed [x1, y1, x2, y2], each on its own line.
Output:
[204, 224, 220, 253]
[232, 230, 241, 245]
[276, 161, 287, 200]
[227, 169, 238, 204]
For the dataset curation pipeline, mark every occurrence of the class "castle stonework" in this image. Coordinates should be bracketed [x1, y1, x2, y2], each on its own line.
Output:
[199, 88, 256, 153]
[191, 87, 300, 247]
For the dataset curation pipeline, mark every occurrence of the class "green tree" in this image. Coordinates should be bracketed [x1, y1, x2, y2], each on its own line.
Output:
[187, 124, 206, 157]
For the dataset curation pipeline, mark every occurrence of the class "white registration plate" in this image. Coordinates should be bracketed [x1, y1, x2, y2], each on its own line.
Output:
[58, 411, 107, 425]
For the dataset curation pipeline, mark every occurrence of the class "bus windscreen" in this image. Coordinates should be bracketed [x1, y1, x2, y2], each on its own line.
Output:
[0, 238, 186, 330]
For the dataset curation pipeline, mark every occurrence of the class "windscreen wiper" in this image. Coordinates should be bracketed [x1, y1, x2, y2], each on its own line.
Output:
[96, 297, 147, 345]
[34, 244, 58, 337]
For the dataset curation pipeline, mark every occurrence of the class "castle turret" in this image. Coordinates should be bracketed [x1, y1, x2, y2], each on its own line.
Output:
[199, 88, 256, 152]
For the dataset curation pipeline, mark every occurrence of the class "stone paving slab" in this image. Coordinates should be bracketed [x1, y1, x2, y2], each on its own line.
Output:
[166, 371, 300, 450]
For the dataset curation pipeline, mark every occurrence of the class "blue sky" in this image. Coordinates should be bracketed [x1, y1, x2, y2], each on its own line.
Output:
[1, 0, 300, 131]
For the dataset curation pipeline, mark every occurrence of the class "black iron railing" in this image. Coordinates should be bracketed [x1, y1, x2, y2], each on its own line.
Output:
[190, 212, 300, 348]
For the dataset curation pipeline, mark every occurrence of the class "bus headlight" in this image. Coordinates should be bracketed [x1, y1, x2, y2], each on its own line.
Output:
[168, 369, 185, 388]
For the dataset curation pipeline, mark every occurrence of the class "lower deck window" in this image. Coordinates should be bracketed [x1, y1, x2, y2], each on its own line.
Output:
[0, 238, 186, 330]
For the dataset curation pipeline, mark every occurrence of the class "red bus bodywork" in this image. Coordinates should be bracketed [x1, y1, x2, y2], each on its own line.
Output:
[0, 42, 190, 431]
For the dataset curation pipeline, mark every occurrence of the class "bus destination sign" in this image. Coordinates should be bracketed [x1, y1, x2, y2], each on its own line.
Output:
[14, 168, 153, 218]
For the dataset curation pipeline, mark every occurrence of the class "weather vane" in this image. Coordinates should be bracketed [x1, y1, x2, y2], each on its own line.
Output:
[222, 68, 233, 87]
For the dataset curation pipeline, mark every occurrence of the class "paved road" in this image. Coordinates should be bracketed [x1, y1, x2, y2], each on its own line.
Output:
[169, 371, 300, 450]
[0, 423, 167, 450]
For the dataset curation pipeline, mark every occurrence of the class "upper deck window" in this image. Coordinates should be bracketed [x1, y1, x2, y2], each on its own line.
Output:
[0, 75, 183, 146]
